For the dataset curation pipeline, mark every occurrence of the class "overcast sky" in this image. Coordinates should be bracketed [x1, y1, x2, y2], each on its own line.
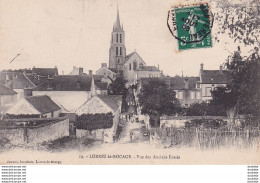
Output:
[0, 0, 248, 76]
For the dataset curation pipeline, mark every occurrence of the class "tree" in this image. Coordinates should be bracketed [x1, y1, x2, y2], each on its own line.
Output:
[137, 78, 181, 127]
[108, 76, 127, 95]
[213, 0, 259, 47]
[185, 102, 226, 116]
[211, 48, 259, 125]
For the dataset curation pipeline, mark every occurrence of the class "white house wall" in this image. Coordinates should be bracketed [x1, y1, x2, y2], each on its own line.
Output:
[6, 99, 40, 115]
[32, 91, 91, 112]
[76, 97, 113, 115]
[123, 53, 146, 83]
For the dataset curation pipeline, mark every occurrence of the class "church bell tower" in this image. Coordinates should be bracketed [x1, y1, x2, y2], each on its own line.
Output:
[109, 6, 126, 71]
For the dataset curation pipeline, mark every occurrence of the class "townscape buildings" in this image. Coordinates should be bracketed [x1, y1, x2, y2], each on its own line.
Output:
[0, 7, 231, 145]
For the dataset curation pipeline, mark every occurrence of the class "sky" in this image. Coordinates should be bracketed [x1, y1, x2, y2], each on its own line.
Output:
[0, 0, 248, 76]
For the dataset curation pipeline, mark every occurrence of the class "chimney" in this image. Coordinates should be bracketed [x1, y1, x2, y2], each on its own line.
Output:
[219, 65, 223, 74]
[62, 70, 64, 75]
[158, 64, 160, 70]
[54, 66, 57, 69]
[200, 63, 204, 71]
[79, 67, 83, 75]
[89, 70, 93, 76]
[184, 78, 189, 89]
[101, 63, 107, 68]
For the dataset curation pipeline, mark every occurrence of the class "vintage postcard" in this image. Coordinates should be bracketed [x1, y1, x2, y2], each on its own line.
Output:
[0, 0, 259, 165]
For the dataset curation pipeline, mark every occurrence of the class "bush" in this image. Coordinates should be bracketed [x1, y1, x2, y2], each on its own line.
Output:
[185, 119, 227, 129]
[75, 113, 114, 131]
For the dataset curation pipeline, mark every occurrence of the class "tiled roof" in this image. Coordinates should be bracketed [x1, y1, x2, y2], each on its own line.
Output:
[25, 95, 60, 114]
[95, 82, 108, 91]
[97, 95, 122, 112]
[93, 75, 104, 82]
[32, 68, 58, 77]
[12, 73, 35, 89]
[26, 75, 49, 86]
[34, 75, 92, 91]
[0, 84, 17, 95]
[108, 68, 118, 73]
[140, 76, 200, 90]
[125, 52, 135, 61]
[201, 70, 231, 84]
[138, 66, 160, 71]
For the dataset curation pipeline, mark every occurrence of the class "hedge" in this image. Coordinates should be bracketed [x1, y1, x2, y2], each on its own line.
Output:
[75, 113, 114, 131]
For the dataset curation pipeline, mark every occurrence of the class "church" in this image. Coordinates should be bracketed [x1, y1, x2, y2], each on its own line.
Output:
[96, 7, 162, 85]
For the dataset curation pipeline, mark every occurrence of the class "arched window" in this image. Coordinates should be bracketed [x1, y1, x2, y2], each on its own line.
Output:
[120, 34, 122, 43]
[116, 47, 118, 56]
[120, 47, 122, 55]
[116, 34, 118, 43]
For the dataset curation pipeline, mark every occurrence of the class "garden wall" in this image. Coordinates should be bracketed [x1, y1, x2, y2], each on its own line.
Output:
[0, 117, 69, 145]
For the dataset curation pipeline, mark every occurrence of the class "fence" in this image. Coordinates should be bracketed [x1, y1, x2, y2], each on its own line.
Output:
[149, 127, 260, 150]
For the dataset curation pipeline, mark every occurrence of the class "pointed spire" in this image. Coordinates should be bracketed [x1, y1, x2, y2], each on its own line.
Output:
[114, 5, 122, 31]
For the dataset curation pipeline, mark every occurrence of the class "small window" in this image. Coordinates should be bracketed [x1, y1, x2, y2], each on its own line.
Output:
[133, 62, 137, 70]
[129, 63, 131, 70]
[205, 87, 212, 96]
[196, 92, 201, 99]
[178, 92, 183, 99]
[118, 59, 120, 63]
[120, 34, 122, 43]
[120, 47, 122, 55]
[116, 47, 118, 56]
[190, 91, 195, 99]
[116, 34, 118, 43]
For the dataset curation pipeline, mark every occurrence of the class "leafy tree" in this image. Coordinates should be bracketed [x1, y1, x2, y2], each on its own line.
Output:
[213, 0, 259, 47]
[137, 78, 181, 127]
[185, 102, 226, 116]
[211, 48, 259, 125]
[108, 76, 127, 95]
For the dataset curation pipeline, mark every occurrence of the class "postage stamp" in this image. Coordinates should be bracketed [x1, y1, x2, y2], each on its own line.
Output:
[167, 3, 213, 50]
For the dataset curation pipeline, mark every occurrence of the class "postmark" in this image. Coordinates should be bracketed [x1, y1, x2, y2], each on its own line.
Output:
[167, 3, 213, 50]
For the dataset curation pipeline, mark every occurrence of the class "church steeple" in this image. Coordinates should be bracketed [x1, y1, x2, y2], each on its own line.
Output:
[114, 6, 122, 31]
[109, 6, 126, 70]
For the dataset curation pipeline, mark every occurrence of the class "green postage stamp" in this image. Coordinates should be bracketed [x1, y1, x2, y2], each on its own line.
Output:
[167, 3, 213, 50]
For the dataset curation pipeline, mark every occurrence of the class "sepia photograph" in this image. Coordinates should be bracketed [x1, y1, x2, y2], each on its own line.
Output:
[0, 0, 259, 165]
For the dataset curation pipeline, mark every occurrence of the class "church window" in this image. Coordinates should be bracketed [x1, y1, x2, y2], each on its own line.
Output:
[120, 47, 122, 55]
[116, 47, 118, 56]
[129, 63, 131, 70]
[133, 62, 137, 70]
[116, 34, 118, 43]
[139, 63, 143, 69]
[120, 34, 122, 43]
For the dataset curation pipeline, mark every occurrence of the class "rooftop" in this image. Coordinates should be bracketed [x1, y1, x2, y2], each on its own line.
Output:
[25, 95, 60, 114]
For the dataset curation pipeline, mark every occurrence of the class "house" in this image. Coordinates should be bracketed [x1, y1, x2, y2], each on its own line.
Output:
[6, 95, 61, 118]
[199, 63, 231, 102]
[97, 7, 162, 85]
[0, 84, 18, 113]
[32, 75, 94, 112]
[122, 52, 162, 84]
[96, 63, 117, 84]
[0, 71, 36, 100]
[69, 66, 84, 75]
[76, 95, 122, 143]
[138, 76, 202, 107]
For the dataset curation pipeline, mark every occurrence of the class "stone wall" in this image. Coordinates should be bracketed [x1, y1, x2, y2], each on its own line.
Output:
[0, 127, 25, 145]
[160, 116, 230, 128]
[27, 118, 69, 144]
[0, 117, 69, 145]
